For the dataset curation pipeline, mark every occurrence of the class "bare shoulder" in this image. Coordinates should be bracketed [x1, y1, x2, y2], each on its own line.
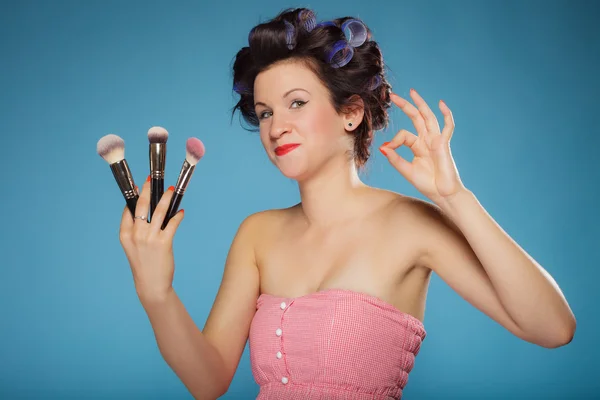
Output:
[379, 190, 461, 261]
[388, 193, 481, 276]
[200, 207, 288, 389]
[246, 205, 297, 225]
[229, 206, 296, 244]
[371, 188, 446, 225]
[239, 205, 297, 239]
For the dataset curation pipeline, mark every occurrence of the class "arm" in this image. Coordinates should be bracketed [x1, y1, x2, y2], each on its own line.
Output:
[413, 191, 576, 348]
[140, 212, 262, 399]
[142, 290, 228, 399]
[379, 89, 575, 348]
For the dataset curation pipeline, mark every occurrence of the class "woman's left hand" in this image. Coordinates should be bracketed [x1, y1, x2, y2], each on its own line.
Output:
[380, 88, 467, 206]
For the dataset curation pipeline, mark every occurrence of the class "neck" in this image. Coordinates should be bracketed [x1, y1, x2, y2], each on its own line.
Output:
[297, 156, 367, 229]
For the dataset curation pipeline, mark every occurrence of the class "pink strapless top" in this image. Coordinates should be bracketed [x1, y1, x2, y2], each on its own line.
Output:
[249, 288, 426, 400]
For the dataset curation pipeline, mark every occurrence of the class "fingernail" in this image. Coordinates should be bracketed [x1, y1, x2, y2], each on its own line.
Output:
[382, 141, 390, 147]
[168, 186, 175, 191]
[379, 147, 387, 156]
[179, 209, 184, 214]
[146, 175, 151, 182]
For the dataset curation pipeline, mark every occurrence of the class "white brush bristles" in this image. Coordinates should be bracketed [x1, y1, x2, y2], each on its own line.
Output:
[148, 126, 169, 143]
[97, 134, 125, 164]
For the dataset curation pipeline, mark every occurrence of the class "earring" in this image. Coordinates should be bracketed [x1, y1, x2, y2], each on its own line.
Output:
[348, 122, 353, 127]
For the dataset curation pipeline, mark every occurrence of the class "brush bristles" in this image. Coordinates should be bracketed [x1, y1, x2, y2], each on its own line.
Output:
[185, 137, 205, 165]
[148, 126, 169, 143]
[97, 134, 125, 164]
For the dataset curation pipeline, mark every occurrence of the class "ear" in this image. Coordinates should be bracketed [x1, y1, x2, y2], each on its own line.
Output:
[342, 95, 365, 132]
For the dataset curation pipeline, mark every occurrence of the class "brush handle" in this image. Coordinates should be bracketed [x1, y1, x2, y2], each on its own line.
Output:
[161, 192, 183, 230]
[126, 196, 139, 218]
[110, 160, 139, 219]
[150, 177, 164, 221]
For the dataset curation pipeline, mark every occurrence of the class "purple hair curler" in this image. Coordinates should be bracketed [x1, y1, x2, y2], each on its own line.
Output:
[284, 20, 296, 49]
[233, 81, 251, 95]
[316, 20, 337, 29]
[367, 75, 382, 90]
[327, 40, 355, 68]
[341, 19, 368, 47]
[298, 9, 317, 32]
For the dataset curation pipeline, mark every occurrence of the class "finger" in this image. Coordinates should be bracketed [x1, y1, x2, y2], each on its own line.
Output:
[149, 185, 175, 234]
[134, 176, 151, 226]
[384, 129, 417, 150]
[409, 88, 441, 135]
[121, 184, 139, 220]
[390, 93, 428, 138]
[439, 100, 455, 141]
[119, 204, 134, 244]
[386, 129, 430, 158]
[162, 209, 185, 238]
[380, 145, 413, 178]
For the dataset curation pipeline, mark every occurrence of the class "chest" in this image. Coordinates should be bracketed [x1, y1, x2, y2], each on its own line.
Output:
[256, 217, 422, 301]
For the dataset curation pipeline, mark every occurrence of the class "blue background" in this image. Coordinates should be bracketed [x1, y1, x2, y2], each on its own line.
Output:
[1, 0, 598, 398]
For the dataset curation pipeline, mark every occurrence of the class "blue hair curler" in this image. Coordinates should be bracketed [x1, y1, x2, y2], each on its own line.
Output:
[316, 20, 337, 29]
[298, 9, 317, 32]
[367, 75, 382, 90]
[233, 81, 251, 95]
[341, 19, 368, 47]
[327, 40, 354, 68]
[284, 20, 296, 49]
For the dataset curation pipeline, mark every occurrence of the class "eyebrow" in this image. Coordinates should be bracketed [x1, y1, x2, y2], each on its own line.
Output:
[254, 88, 310, 108]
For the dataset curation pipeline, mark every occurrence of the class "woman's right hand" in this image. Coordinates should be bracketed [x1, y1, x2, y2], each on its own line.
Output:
[119, 176, 185, 305]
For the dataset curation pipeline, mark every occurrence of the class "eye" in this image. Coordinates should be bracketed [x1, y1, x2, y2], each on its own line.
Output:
[291, 100, 307, 108]
[258, 110, 272, 120]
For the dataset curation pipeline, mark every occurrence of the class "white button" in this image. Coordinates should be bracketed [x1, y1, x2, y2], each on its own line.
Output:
[281, 377, 289, 384]
[275, 328, 282, 336]
[280, 302, 287, 309]
[276, 351, 282, 359]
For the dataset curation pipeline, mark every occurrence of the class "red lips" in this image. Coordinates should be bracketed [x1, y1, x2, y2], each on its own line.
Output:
[274, 143, 300, 156]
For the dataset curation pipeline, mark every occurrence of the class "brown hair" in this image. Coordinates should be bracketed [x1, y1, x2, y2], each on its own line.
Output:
[231, 8, 392, 168]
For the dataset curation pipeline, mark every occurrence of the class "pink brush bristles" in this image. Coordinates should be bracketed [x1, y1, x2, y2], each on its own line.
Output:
[185, 137, 205, 165]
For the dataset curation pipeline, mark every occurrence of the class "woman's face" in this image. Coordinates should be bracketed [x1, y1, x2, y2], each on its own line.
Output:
[253, 60, 357, 181]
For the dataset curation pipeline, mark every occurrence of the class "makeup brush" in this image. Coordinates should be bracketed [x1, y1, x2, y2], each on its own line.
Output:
[97, 134, 139, 217]
[161, 137, 205, 230]
[148, 126, 169, 221]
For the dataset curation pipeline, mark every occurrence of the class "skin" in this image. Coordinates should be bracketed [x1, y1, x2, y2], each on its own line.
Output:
[119, 59, 576, 399]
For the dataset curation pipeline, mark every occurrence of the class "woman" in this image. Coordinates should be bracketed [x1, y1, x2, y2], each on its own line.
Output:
[118, 8, 576, 400]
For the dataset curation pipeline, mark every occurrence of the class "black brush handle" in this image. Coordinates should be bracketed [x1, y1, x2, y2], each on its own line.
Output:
[161, 192, 183, 230]
[110, 159, 140, 220]
[150, 177, 164, 221]
[126, 196, 138, 218]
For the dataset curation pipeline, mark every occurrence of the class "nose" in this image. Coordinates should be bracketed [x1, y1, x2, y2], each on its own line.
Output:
[269, 113, 291, 140]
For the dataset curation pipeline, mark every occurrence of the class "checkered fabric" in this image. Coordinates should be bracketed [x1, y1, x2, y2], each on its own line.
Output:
[249, 288, 426, 399]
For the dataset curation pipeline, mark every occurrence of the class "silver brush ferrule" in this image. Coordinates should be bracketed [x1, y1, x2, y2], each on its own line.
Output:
[174, 160, 195, 195]
[110, 159, 137, 200]
[149, 143, 167, 178]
